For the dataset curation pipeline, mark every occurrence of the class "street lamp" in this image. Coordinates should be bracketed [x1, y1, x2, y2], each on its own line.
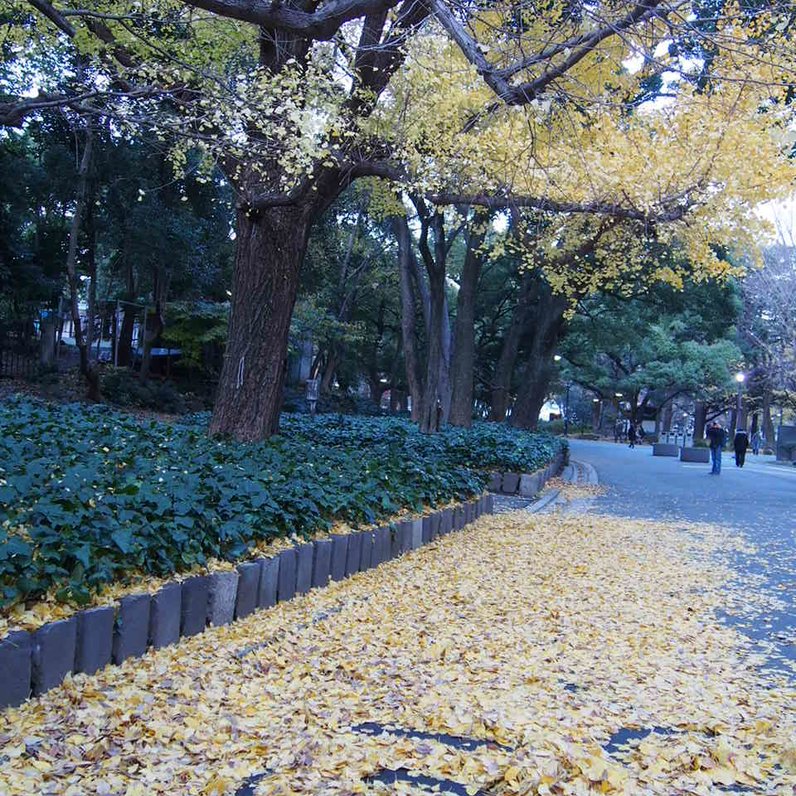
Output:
[735, 372, 745, 429]
[554, 354, 562, 362]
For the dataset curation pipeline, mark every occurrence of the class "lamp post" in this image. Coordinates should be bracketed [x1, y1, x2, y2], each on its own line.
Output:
[564, 381, 572, 437]
[735, 372, 745, 429]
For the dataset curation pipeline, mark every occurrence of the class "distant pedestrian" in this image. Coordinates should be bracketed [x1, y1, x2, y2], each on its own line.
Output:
[707, 421, 726, 475]
[751, 430, 761, 455]
[734, 429, 749, 467]
[628, 423, 637, 449]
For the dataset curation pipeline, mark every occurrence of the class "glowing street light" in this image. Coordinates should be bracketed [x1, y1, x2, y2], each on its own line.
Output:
[735, 372, 746, 426]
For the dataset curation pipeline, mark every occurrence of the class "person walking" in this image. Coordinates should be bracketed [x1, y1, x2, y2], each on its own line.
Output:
[628, 422, 637, 449]
[707, 421, 726, 475]
[734, 428, 749, 467]
[751, 429, 761, 455]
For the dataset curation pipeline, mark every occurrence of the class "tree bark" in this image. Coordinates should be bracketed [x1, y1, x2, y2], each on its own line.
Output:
[762, 388, 775, 447]
[449, 213, 488, 427]
[489, 272, 535, 421]
[509, 291, 568, 430]
[393, 215, 424, 422]
[64, 124, 93, 382]
[693, 400, 706, 440]
[209, 205, 313, 440]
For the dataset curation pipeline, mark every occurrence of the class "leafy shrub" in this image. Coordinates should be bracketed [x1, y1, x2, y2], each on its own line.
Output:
[0, 397, 563, 609]
[102, 368, 186, 414]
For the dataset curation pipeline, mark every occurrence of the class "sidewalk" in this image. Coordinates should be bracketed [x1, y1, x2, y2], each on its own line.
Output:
[1, 476, 794, 794]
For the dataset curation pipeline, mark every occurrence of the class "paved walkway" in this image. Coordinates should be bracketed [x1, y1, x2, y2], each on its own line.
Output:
[569, 439, 796, 676]
[0, 460, 794, 795]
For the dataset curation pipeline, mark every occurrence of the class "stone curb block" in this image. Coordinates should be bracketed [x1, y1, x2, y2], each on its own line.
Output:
[277, 549, 297, 602]
[330, 535, 348, 581]
[150, 583, 181, 649]
[360, 532, 374, 571]
[430, 512, 441, 540]
[501, 472, 520, 494]
[410, 519, 423, 550]
[296, 544, 314, 594]
[488, 473, 502, 492]
[75, 606, 114, 675]
[519, 473, 541, 498]
[442, 508, 453, 535]
[422, 516, 433, 544]
[180, 576, 210, 638]
[0, 631, 31, 708]
[373, 527, 390, 565]
[207, 571, 239, 627]
[235, 562, 261, 620]
[312, 540, 332, 588]
[32, 618, 77, 696]
[345, 533, 363, 576]
[389, 524, 402, 558]
[113, 594, 150, 664]
[653, 442, 680, 457]
[258, 558, 279, 608]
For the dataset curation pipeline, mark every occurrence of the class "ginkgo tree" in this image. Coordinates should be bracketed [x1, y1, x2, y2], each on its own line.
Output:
[3, 0, 794, 439]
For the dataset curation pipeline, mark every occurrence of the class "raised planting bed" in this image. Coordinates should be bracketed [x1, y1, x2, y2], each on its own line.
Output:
[680, 447, 710, 463]
[0, 396, 563, 621]
[652, 443, 680, 457]
[0, 494, 495, 708]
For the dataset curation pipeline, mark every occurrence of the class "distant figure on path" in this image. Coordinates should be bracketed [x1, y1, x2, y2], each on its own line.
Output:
[707, 421, 727, 475]
[751, 429, 765, 455]
[628, 423, 637, 449]
[734, 429, 749, 468]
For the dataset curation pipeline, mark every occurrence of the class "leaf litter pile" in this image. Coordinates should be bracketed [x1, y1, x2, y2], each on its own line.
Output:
[1, 512, 794, 795]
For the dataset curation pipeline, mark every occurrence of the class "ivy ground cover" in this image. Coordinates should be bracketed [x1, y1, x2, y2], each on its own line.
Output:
[0, 396, 562, 612]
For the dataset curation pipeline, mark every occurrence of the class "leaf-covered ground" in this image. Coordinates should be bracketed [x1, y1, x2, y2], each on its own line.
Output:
[1, 510, 794, 795]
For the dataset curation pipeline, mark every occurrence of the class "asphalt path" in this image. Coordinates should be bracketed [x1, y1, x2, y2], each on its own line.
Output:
[569, 438, 796, 676]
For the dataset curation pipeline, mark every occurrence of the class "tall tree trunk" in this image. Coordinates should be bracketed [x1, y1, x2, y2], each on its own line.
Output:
[449, 214, 488, 427]
[693, 400, 706, 440]
[64, 124, 93, 383]
[490, 272, 535, 421]
[418, 255, 447, 432]
[438, 291, 453, 424]
[510, 293, 568, 430]
[762, 388, 775, 447]
[393, 216, 424, 422]
[209, 205, 313, 440]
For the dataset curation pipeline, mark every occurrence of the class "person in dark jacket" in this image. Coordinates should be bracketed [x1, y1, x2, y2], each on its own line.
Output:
[734, 429, 749, 467]
[628, 423, 637, 448]
[707, 421, 727, 474]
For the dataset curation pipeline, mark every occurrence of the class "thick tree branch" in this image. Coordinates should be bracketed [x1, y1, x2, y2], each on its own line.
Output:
[181, 0, 401, 40]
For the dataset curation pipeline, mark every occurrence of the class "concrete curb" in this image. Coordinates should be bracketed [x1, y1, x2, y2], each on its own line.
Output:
[490, 449, 566, 499]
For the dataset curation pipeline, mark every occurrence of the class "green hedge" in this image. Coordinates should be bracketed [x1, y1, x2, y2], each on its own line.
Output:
[0, 397, 564, 609]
